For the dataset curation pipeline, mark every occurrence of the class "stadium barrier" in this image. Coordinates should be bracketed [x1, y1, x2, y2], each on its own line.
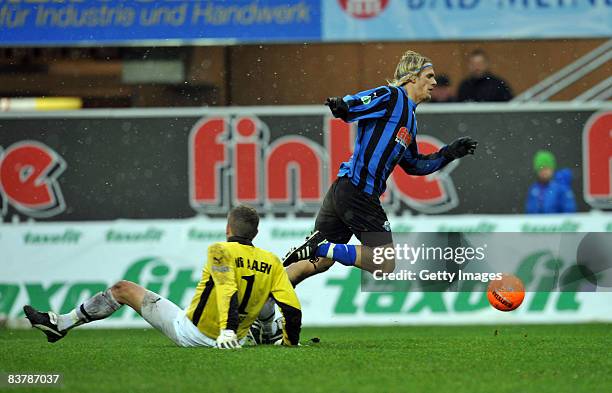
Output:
[2, 213, 612, 327]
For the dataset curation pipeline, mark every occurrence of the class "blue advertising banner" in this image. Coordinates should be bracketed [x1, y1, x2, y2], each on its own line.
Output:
[0, 0, 321, 45]
[1, 0, 610, 45]
[323, 0, 612, 41]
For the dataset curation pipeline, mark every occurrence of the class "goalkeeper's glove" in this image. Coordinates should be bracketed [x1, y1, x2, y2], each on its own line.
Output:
[216, 329, 241, 349]
[325, 97, 349, 120]
[442, 137, 478, 160]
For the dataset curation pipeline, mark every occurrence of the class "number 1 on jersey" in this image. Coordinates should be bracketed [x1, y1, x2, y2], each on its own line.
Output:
[238, 275, 255, 314]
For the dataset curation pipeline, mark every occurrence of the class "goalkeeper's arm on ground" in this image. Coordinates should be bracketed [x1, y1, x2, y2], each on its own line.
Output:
[270, 259, 302, 345]
[208, 243, 240, 333]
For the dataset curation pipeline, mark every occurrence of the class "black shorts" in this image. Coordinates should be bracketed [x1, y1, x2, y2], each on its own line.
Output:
[314, 177, 393, 247]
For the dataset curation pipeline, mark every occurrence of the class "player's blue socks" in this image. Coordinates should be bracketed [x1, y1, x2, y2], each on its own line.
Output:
[315, 243, 357, 266]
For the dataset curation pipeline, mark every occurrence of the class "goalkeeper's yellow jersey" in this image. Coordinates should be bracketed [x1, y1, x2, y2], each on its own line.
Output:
[185, 236, 301, 345]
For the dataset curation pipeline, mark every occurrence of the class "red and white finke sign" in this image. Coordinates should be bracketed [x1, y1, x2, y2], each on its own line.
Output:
[583, 111, 612, 208]
[0, 141, 66, 219]
[188, 116, 458, 215]
[337, 0, 389, 19]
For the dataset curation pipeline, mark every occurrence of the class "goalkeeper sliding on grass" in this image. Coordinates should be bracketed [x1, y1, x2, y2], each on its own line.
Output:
[24, 205, 301, 349]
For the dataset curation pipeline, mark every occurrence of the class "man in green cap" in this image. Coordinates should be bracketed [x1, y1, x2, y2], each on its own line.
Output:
[525, 150, 577, 213]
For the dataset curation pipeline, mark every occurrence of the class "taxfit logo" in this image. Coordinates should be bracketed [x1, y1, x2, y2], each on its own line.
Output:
[0, 257, 198, 318]
[583, 111, 612, 208]
[338, 0, 389, 18]
[189, 116, 458, 215]
[0, 141, 66, 219]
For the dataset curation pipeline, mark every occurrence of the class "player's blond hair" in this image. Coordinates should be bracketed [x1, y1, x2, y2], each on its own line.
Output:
[388, 50, 432, 87]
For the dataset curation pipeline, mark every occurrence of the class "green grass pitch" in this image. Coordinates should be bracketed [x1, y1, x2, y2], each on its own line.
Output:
[1, 324, 611, 393]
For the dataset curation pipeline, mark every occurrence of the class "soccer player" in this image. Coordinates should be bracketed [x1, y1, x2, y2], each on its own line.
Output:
[23, 205, 301, 349]
[282, 50, 478, 284]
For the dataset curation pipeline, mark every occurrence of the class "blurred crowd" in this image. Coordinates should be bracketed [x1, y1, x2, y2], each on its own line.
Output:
[431, 49, 513, 103]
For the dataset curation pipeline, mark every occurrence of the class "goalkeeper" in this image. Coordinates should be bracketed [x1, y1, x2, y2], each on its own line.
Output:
[283, 50, 478, 283]
[24, 205, 301, 349]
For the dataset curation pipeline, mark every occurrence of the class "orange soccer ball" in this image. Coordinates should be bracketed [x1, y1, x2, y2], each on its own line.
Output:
[487, 273, 525, 312]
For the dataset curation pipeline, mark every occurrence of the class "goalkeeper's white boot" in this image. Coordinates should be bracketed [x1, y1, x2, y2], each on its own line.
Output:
[23, 305, 67, 343]
[282, 230, 327, 267]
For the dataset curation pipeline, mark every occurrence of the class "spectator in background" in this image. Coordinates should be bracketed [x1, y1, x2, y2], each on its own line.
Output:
[458, 49, 513, 102]
[525, 150, 577, 214]
[429, 74, 456, 103]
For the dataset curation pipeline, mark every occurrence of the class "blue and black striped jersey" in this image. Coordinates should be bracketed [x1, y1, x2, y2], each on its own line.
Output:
[335, 85, 451, 196]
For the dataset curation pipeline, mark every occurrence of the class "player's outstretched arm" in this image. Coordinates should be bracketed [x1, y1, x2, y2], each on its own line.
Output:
[441, 136, 478, 160]
[325, 96, 349, 120]
[400, 136, 478, 176]
[326, 86, 392, 123]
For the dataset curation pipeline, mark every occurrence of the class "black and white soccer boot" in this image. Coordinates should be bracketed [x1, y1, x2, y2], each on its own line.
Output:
[247, 318, 284, 345]
[263, 318, 284, 345]
[282, 230, 327, 267]
[23, 305, 67, 343]
[246, 319, 264, 345]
